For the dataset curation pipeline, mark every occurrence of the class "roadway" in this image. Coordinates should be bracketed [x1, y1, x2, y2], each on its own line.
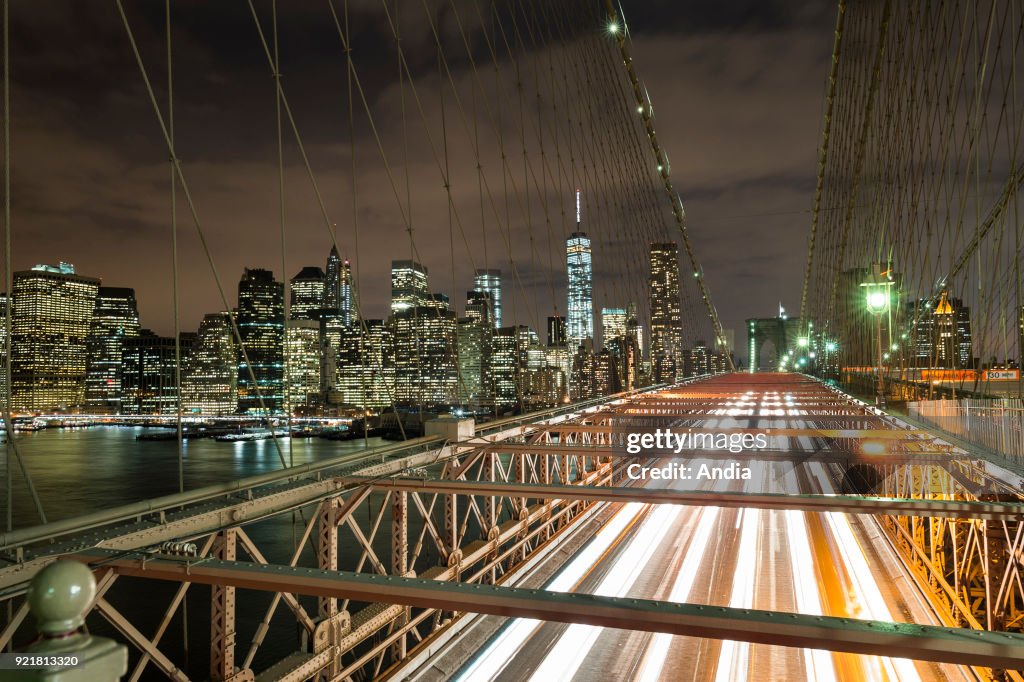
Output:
[407, 375, 978, 681]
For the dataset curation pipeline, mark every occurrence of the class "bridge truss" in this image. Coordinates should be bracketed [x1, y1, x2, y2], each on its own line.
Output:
[1, 375, 1023, 680]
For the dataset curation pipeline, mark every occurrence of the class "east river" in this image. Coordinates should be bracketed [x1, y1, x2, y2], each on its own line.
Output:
[0, 425, 394, 680]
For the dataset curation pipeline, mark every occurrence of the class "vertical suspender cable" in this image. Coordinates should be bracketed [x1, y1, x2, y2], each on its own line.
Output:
[273, 0, 291, 466]
[165, 1, 189, 666]
[1, 0, 44, 529]
[167, 0, 184, 495]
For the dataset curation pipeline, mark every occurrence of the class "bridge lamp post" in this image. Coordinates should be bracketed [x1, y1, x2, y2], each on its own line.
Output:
[860, 264, 895, 407]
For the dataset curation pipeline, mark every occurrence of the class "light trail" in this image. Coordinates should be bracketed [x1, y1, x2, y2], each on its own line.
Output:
[785, 509, 838, 682]
[454, 497, 647, 675]
[454, 502, 647, 681]
[526, 501, 682, 681]
[825, 510, 922, 682]
[634, 505, 721, 682]
[713, 507, 761, 682]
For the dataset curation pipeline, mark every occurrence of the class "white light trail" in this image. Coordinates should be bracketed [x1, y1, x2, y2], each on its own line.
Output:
[455, 502, 646, 681]
[785, 509, 837, 682]
[527, 502, 681, 681]
[714, 507, 761, 682]
[635, 505, 721, 682]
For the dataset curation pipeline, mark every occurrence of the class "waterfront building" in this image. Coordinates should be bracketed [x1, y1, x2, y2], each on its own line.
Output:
[10, 262, 100, 411]
[84, 287, 140, 413]
[236, 268, 285, 414]
[182, 312, 237, 415]
[285, 320, 321, 411]
[121, 330, 190, 415]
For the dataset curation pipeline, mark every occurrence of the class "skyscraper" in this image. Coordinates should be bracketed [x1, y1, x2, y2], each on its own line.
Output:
[547, 315, 566, 347]
[0, 293, 7, 410]
[601, 307, 628, 349]
[236, 269, 285, 414]
[491, 327, 518, 410]
[182, 312, 237, 415]
[392, 305, 458, 405]
[11, 262, 100, 411]
[913, 292, 973, 369]
[566, 234, 593, 350]
[289, 266, 325, 321]
[473, 269, 502, 329]
[391, 260, 430, 314]
[84, 287, 140, 413]
[466, 291, 492, 326]
[285, 320, 321, 411]
[323, 247, 354, 326]
[649, 243, 683, 383]
[457, 316, 492, 408]
[121, 330, 190, 415]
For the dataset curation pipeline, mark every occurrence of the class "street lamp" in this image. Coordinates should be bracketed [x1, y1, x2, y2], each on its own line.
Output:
[860, 263, 895, 407]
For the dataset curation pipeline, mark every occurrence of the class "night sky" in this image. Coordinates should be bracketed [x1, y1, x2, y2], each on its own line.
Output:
[4, 0, 834, 355]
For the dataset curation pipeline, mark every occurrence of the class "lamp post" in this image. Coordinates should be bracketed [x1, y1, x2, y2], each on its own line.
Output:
[860, 263, 895, 407]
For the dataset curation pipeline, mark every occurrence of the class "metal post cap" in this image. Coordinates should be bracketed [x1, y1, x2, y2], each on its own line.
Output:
[27, 561, 96, 636]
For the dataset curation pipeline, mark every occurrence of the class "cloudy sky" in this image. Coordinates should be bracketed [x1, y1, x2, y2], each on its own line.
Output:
[5, 0, 836, 360]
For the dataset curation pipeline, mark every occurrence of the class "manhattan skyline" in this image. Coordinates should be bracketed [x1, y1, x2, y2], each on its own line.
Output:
[2, 1, 835, 340]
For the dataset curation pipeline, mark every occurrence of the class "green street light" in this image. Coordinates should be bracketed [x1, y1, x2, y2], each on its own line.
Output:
[866, 290, 888, 312]
[825, 341, 837, 352]
[797, 337, 809, 348]
[859, 263, 896, 407]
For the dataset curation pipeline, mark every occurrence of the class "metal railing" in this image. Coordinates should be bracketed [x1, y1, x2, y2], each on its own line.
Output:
[908, 398, 1024, 465]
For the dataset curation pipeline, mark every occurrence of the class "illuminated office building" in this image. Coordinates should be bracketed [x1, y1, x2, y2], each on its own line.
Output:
[324, 246, 354, 326]
[570, 339, 597, 400]
[566, 191, 593, 350]
[601, 307, 628, 349]
[121, 330, 193, 415]
[466, 291, 492, 326]
[0, 293, 6, 409]
[686, 342, 711, 378]
[289, 266, 325, 321]
[649, 243, 683, 383]
[236, 268, 285, 414]
[182, 312, 236, 415]
[912, 292, 974, 369]
[84, 287, 140, 413]
[473, 269, 502, 329]
[491, 327, 518, 410]
[285, 320, 321, 411]
[391, 260, 430, 314]
[11, 262, 100, 411]
[392, 304, 458, 406]
[457, 316, 491, 407]
[547, 315, 566, 347]
[566, 230, 594, 350]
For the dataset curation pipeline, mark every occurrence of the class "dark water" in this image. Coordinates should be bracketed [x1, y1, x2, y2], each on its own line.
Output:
[1, 426, 392, 679]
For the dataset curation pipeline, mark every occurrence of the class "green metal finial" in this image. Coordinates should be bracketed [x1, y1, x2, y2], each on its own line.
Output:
[21, 561, 127, 680]
[27, 561, 95, 636]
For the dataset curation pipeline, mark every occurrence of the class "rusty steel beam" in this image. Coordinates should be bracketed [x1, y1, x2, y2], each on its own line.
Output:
[87, 552, 1024, 669]
[342, 477, 1024, 521]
